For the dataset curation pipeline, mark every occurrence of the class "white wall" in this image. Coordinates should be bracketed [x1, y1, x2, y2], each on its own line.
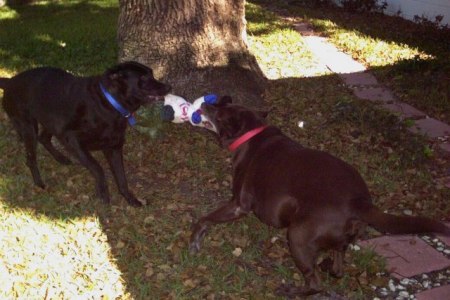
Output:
[333, 0, 450, 26]
[384, 0, 450, 26]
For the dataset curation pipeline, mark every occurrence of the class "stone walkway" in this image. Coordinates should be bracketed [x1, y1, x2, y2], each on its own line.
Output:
[294, 23, 450, 157]
[294, 23, 450, 300]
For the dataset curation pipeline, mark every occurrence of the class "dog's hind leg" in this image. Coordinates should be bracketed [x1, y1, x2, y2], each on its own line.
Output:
[2, 98, 43, 187]
[59, 134, 110, 204]
[331, 250, 344, 277]
[190, 199, 248, 254]
[20, 118, 45, 188]
[103, 148, 142, 207]
[39, 129, 71, 165]
[277, 220, 322, 297]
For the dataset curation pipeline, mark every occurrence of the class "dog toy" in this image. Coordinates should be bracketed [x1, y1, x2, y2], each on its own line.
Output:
[161, 94, 217, 132]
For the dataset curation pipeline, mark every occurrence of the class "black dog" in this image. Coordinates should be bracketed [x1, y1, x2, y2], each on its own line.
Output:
[190, 96, 450, 296]
[0, 61, 171, 206]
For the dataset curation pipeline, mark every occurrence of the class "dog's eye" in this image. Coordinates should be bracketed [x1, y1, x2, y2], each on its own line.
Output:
[140, 74, 154, 83]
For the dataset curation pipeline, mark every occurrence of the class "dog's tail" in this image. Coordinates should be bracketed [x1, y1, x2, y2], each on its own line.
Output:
[0, 78, 10, 90]
[355, 200, 450, 236]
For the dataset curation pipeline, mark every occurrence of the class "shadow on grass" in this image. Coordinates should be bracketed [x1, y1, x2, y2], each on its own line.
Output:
[0, 1, 118, 74]
[249, 0, 450, 57]
[0, 1, 449, 299]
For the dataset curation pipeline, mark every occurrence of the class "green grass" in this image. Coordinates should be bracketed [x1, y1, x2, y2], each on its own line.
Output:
[1, 0, 449, 299]
[251, 0, 450, 124]
[0, 0, 118, 76]
[246, 2, 329, 79]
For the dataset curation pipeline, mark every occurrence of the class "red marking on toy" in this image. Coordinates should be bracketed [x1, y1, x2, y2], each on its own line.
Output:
[180, 103, 190, 121]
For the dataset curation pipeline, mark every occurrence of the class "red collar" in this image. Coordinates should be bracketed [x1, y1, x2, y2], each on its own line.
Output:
[228, 126, 268, 152]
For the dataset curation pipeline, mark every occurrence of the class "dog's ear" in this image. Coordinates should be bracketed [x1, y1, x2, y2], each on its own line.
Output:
[217, 95, 232, 106]
[102, 66, 128, 95]
[105, 64, 125, 81]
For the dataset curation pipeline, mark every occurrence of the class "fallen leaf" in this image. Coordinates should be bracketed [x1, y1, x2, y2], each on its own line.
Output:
[144, 215, 155, 224]
[183, 279, 197, 288]
[232, 247, 242, 257]
[145, 267, 154, 277]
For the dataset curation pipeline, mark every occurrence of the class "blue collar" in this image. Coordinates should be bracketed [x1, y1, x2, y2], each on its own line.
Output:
[100, 83, 136, 126]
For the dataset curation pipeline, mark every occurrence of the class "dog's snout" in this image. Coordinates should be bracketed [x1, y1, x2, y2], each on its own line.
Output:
[201, 102, 213, 114]
[153, 84, 171, 100]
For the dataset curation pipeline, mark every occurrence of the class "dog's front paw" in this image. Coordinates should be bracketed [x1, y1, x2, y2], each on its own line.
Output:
[34, 180, 46, 189]
[127, 197, 144, 207]
[189, 241, 201, 255]
[189, 222, 208, 254]
[31, 173, 45, 189]
[96, 186, 111, 205]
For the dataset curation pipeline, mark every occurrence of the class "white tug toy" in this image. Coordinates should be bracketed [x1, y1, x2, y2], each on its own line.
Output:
[161, 94, 217, 132]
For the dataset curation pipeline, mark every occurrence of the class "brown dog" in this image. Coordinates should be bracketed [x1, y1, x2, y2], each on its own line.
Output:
[189, 96, 450, 297]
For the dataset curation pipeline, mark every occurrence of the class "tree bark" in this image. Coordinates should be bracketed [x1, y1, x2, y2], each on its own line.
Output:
[117, 0, 266, 107]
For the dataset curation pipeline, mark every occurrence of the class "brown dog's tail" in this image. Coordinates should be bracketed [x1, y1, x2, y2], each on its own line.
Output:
[0, 78, 10, 90]
[356, 200, 450, 236]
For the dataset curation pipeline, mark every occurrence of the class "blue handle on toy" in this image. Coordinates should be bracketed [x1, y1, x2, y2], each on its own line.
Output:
[204, 94, 217, 104]
[191, 110, 202, 124]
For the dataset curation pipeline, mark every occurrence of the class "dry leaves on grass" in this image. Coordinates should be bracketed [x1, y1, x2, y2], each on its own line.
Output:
[0, 208, 129, 299]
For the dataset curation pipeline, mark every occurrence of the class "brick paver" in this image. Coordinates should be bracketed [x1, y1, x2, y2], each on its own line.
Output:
[352, 87, 396, 103]
[382, 102, 427, 120]
[358, 235, 450, 279]
[294, 23, 315, 36]
[295, 21, 450, 156]
[415, 285, 450, 300]
[302, 36, 366, 74]
[324, 51, 366, 74]
[338, 72, 378, 86]
[408, 118, 450, 139]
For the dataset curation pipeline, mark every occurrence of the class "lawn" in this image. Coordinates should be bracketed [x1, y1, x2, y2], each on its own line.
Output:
[252, 0, 450, 124]
[0, 0, 449, 299]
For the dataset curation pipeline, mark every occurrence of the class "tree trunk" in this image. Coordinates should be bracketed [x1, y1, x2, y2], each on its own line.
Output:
[117, 0, 266, 107]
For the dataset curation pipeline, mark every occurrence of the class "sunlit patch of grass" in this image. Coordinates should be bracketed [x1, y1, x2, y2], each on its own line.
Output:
[246, 2, 329, 79]
[246, 2, 288, 36]
[0, 6, 18, 20]
[311, 19, 434, 67]
[248, 29, 329, 79]
[0, 207, 129, 299]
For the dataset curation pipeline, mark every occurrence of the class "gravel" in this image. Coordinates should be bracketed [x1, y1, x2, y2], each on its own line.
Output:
[369, 234, 450, 299]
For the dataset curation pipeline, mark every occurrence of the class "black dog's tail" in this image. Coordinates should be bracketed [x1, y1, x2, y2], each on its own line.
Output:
[0, 78, 10, 90]
[356, 200, 450, 236]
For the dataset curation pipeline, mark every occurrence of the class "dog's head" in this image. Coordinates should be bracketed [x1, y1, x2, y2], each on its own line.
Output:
[202, 96, 268, 147]
[103, 61, 171, 109]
